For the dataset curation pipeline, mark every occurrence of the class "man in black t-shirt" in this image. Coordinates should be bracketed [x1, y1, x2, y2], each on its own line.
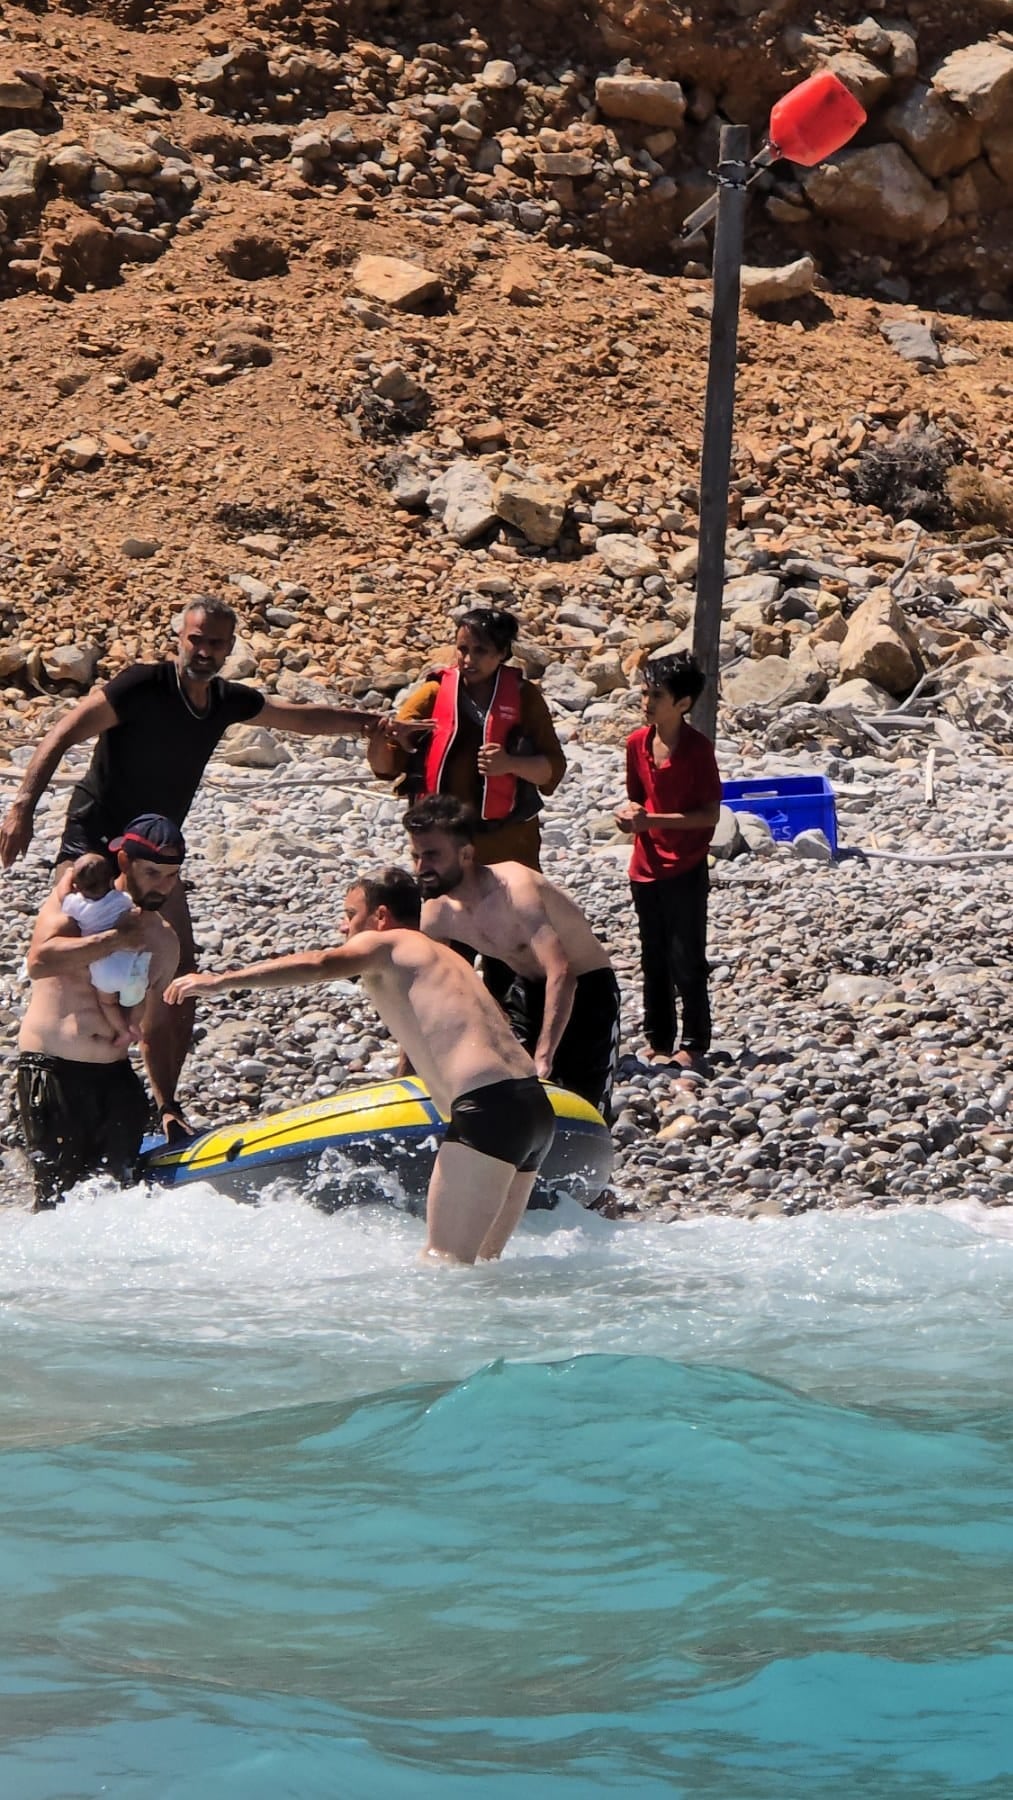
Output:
[0, 596, 388, 1140]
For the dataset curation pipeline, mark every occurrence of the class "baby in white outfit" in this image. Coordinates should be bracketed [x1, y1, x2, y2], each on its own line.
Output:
[62, 853, 152, 1047]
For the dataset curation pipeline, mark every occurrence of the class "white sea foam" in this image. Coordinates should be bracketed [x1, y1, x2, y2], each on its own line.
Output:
[3, 1180, 1013, 1447]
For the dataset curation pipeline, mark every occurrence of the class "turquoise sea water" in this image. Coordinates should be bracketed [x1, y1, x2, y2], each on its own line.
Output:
[3, 1185, 1013, 1798]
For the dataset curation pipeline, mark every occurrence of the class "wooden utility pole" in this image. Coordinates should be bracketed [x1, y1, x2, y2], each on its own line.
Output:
[691, 124, 750, 743]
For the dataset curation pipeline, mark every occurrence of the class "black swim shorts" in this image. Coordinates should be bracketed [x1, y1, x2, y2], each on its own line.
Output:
[16, 1051, 150, 1210]
[443, 1075, 556, 1173]
[504, 967, 622, 1120]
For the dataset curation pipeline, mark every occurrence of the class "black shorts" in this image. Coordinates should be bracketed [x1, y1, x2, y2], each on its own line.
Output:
[504, 966, 621, 1118]
[16, 1052, 149, 1210]
[443, 1076, 556, 1173]
[56, 805, 115, 866]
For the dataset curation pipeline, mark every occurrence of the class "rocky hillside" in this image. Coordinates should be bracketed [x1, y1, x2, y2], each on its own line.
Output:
[0, 0, 1010, 754]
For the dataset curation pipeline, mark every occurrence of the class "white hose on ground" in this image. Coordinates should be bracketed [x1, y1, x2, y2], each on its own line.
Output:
[859, 848, 1013, 866]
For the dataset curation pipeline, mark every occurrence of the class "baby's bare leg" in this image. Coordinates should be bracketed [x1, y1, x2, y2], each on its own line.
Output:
[95, 989, 137, 1047]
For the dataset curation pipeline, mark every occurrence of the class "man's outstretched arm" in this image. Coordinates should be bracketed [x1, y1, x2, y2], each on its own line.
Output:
[256, 699, 382, 740]
[164, 936, 389, 1005]
[0, 691, 118, 867]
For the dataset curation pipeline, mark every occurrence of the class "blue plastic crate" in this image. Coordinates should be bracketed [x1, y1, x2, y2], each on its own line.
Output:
[721, 774, 838, 854]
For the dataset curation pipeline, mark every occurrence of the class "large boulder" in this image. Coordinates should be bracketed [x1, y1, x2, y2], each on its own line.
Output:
[92, 129, 160, 179]
[931, 43, 1013, 127]
[493, 470, 566, 547]
[837, 594, 923, 695]
[740, 255, 816, 310]
[709, 805, 744, 860]
[879, 317, 942, 367]
[820, 677, 894, 713]
[0, 74, 45, 111]
[428, 461, 497, 545]
[0, 151, 46, 223]
[595, 533, 661, 580]
[594, 75, 686, 128]
[722, 574, 781, 615]
[984, 123, 1013, 189]
[218, 725, 292, 769]
[539, 663, 597, 712]
[802, 144, 948, 241]
[825, 51, 894, 107]
[885, 83, 981, 178]
[0, 642, 29, 680]
[42, 216, 122, 291]
[43, 644, 98, 687]
[722, 653, 825, 710]
[936, 652, 1013, 736]
[351, 254, 444, 311]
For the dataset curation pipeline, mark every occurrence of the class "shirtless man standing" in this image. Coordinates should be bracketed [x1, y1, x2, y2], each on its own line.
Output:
[17, 815, 184, 1210]
[404, 795, 621, 1116]
[164, 867, 555, 1265]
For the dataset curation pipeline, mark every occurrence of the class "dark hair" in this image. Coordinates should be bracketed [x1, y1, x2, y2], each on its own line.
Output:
[354, 866, 421, 927]
[72, 851, 115, 897]
[644, 651, 706, 705]
[456, 607, 519, 658]
[403, 794, 477, 844]
[184, 595, 238, 632]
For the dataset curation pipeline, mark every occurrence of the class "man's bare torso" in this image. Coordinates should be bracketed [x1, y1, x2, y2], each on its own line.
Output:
[360, 930, 534, 1117]
[19, 893, 177, 1063]
[423, 863, 610, 981]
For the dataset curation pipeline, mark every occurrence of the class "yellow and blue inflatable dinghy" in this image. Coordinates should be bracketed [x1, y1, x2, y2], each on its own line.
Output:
[140, 1076, 613, 1212]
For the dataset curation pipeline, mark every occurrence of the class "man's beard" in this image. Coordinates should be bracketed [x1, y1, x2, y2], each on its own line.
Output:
[418, 867, 462, 898]
[136, 892, 168, 911]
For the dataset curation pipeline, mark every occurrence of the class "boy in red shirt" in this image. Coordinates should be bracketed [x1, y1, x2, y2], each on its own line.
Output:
[615, 654, 722, 1071]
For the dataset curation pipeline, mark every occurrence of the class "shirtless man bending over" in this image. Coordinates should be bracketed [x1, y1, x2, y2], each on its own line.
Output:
[164, 867, 555, 1265]
[17, 814, 184, 1209]
[405, 795, 621, 1116]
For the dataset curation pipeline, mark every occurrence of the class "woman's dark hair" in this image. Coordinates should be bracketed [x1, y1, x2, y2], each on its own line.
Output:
[644, 652, 706, 705]
[456, 607, 520, 658]
[356, 866, 421, 927]
[403, 794, 477, 844]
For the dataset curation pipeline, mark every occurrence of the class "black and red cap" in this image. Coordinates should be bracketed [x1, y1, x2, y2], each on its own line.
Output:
[108, 814, 186, 864]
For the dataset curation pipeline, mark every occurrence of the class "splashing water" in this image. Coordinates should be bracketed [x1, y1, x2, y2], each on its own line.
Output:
[3, 1180, 1013, 1796]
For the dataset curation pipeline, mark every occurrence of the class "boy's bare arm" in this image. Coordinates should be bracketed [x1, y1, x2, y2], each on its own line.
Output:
[616, 801, 720, 832]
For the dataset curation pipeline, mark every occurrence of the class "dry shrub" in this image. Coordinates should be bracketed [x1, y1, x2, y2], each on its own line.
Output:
[846, 430, 959, 528]
[946, 467, 1013, 534]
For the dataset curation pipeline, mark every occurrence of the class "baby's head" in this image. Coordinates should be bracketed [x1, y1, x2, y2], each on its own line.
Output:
[72, 852, 116, 901]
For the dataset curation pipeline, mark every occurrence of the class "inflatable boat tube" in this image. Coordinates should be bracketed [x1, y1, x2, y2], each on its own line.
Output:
[140, 1076, 613, 1212]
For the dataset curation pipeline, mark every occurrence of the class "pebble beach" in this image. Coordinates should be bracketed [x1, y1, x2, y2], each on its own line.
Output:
[3, 705, 1009, 1219]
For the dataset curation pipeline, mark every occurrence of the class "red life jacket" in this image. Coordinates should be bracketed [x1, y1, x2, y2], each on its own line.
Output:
[423, 665, 524, 821]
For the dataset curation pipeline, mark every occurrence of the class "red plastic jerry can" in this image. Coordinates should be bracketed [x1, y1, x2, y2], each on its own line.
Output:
[769, 70, 867, 167]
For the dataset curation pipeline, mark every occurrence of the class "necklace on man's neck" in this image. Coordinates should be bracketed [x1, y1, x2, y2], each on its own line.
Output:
[175, 662, 212, 720]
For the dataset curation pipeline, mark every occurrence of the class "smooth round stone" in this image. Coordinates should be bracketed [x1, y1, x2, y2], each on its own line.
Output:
[237, 1059, 269, 1081]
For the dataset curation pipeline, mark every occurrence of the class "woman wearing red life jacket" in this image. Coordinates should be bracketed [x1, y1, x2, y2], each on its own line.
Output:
[368, 607, 566, 871]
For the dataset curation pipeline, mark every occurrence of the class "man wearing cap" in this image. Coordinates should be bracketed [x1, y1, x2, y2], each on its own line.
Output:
[16, 813, 185, 1209]
[0, 595, 404, 1138]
